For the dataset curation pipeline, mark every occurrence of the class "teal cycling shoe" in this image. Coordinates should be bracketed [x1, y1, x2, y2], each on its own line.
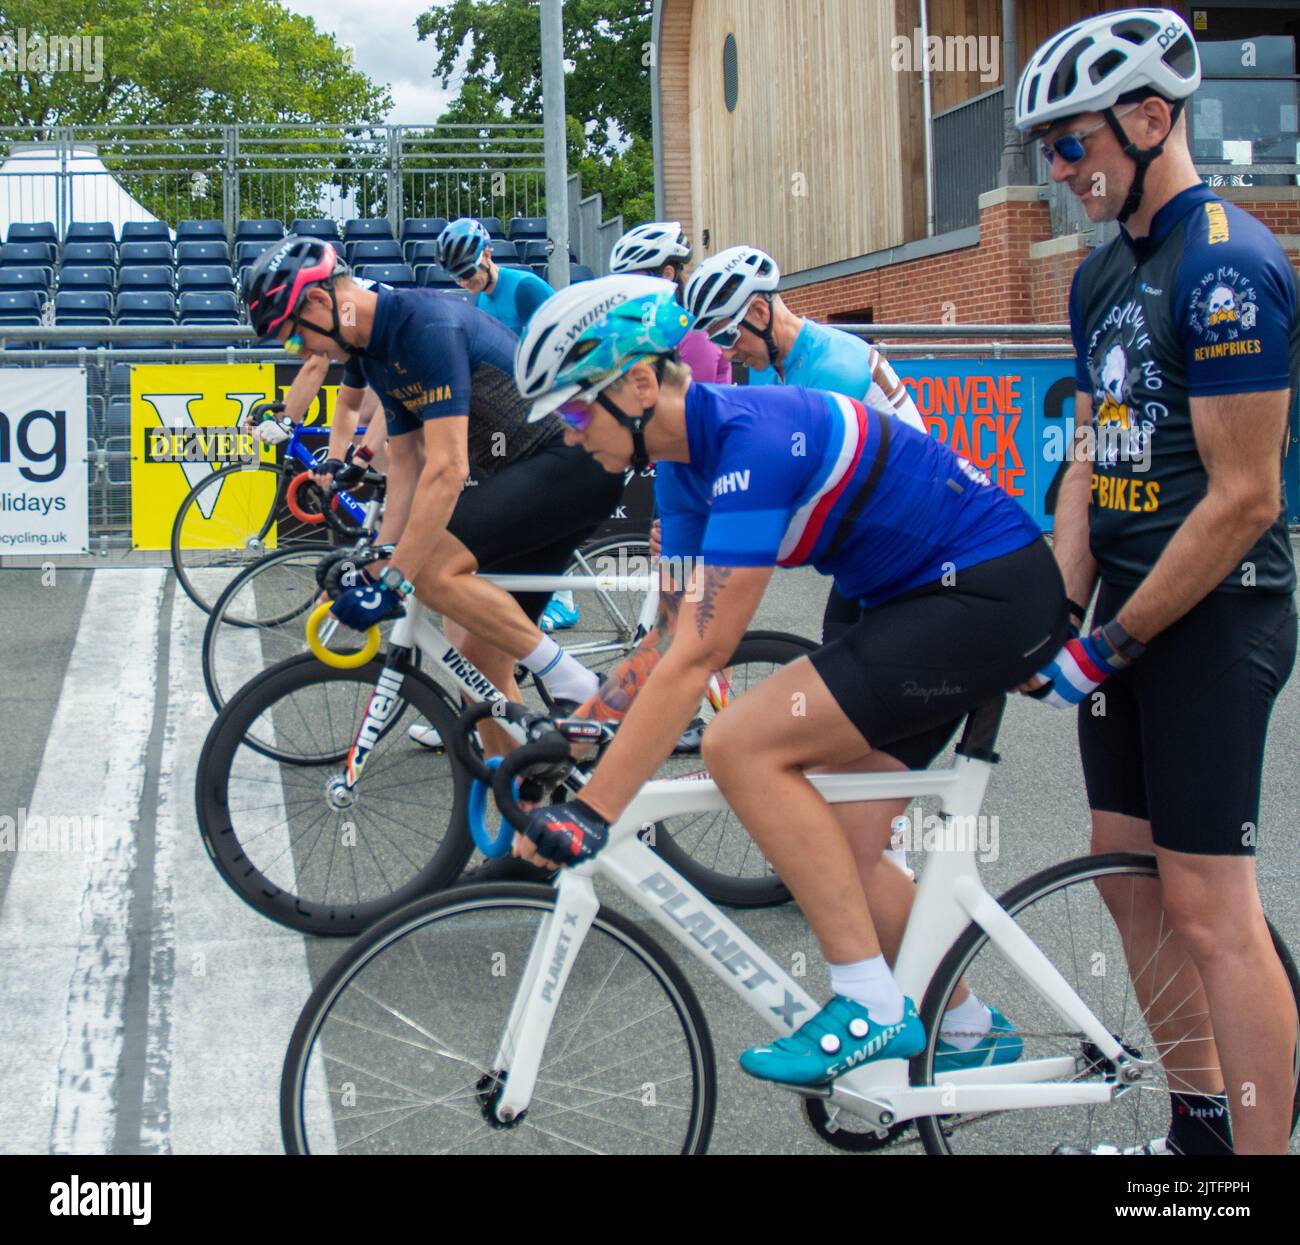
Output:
[933, 1005, 1024, 1072]
[539, 595, 579, 631]
[739, 995, 925, 1087]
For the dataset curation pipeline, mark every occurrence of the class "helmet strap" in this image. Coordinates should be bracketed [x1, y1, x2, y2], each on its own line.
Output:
[595, 356, 669, 473]
[749, 295, 781, 371]
[1104, 98, 1185, 226]
[291, 284, 357, 356]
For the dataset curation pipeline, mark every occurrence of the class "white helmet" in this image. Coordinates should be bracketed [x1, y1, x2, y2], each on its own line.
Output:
[681, 245, 779, 337]
[1015, 8, 1200, 134]
[609, 221, 691, 274]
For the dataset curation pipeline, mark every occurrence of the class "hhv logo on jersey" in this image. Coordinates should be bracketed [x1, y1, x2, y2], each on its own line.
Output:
[711, 469, 750, 498]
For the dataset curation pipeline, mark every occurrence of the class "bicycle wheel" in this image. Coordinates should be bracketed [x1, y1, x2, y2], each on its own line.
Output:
[172, 461, 332, 616]
[202, 546, 412, 715]
[557, 535, 654, 680]
[913, 853, 1300, 1154]
[650, 631, 815, 908]
[195, 653, 471, 935]
[281, 883, 716, 1154]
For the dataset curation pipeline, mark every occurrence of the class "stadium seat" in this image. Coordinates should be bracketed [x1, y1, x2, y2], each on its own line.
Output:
[116, 290, 176, 317]
[177, 264, 235, 293]
[487, 239, 519, 263]
[235, 239, 275, 268]
[119, 240, 174, 267]
[176, 219, 225, 242]
[346, 238, 405, 266]
[234, 219, 285, 243]
[415, 263, 457, 289]
[65, 221, 117, 244]
[400, 218, 449, 261]
[176, 240, 231, 266]
[507, 216, 548, 243]
[290, 219, 340, 242]
[356, 263, 416, 288]
[62, 241, 118, 268]
[6, 221, 57, 246]
[344, 218, 395, 241]
[530, 263, 549, 281]
[117, 265, 174, 293]
[1, 241, 57, 270]
[569, 264, 595, 284]
[186, 320, 242, 349]
[55, 290, 113, 317]
[520, 240, 552, 264]
[179, 291, 238, 319]
[0, 267, 52, 299]
[120, 221, 171, 243]
[0, 290, 43, 321]
[58, 266, 116, 294]
[51, 308, 111, 351]
[477, 217, 506, 239]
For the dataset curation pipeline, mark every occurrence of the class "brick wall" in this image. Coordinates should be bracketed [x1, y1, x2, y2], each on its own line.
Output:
[782, 188, 1300, 334]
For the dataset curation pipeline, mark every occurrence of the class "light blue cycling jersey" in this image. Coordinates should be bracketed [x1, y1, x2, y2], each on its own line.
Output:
[477, 265, 554, 336]
[747, 318, 922, 429]
[656, 383, 1039, 608]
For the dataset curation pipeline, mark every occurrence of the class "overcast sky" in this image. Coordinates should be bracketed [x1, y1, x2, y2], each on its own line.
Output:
[283, 0, 462, 124]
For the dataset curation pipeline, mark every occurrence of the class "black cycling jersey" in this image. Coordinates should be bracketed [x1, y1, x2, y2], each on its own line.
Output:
[342, 287, 558, 475]
[1069, 183, 1299, 594]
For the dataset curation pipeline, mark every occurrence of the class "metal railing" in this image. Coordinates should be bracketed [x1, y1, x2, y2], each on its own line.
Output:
[932, 89, 1004, 235]
[0, 122, 547, 237]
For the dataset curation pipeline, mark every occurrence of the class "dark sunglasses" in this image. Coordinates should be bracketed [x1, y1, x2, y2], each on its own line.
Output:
[554, 397, 596, 432]
[1038, 105, 1137, 166]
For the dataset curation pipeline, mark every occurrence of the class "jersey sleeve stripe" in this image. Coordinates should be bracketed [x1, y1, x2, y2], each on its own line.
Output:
[777, 393, 868, 566]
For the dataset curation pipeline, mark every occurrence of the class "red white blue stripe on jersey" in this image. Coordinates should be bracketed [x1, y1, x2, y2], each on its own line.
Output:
[777, 392, 869, 566]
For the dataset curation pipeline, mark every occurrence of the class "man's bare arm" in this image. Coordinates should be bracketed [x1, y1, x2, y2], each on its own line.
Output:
[1054, 391, 1100, 613]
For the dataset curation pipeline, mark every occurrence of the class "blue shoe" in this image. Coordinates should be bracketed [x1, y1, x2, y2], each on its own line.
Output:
[934, 1005, 1024, 1072]
[540, 595, 579, 631]
[739, 995, 925, 1087]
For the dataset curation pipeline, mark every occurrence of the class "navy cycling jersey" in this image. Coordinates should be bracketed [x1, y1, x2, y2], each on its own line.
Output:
[477, 265, 553, 335]
[1070, 183, 1299, 594]
[655, 383, 1041, 607]
[341, 286, 556, 472]
[748, 318, 923, 430]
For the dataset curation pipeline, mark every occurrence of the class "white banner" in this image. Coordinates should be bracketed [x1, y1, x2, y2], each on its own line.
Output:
[0, 368, 89, 555]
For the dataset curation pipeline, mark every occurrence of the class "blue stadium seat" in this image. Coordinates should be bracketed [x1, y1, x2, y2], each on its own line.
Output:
[234, 219, 284, 243]
[356, 264, 415, 288]
[0, 290, 43, 320]
[119, 241, 174, 267]
[179, 291, 238, 319]
[58, 266, 116, 294]
[400, 218, 449, 261]
[530, 263, 549, 281]
[65, 221, 117, 244]
[116, 290, 176, 317]
[415, 263, 457, 289]
[55, 290, 113, 317]
[62, 241, 118, 268]
[176, 219, 225, 242]
[0, 267, 52, 298]
[177, 264, 235, 293]
[569, 264, 595, 284]
[1, 241, 57, 269]
[51, 307, 111, 351]
[520, 240, 552, 265]
[117, 266, 174, 293]
[289, 219, 340, 242]
[477, 217, 506, 239]
[6, 221, 56, 246]
[186, 320, 242, 349]
[346, 239, 404, 266]
[508, 216, 548, 243]
[120, 221, 170, 243]
[235, 239, 275, 268]
[176, 240, 231, 266]
[344, 218, 394, 241]
[487, 239, 519, 263]
[405, 241, 442, 266]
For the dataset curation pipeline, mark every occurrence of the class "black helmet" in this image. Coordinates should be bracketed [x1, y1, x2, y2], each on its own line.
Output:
[243, 235, 349, 337]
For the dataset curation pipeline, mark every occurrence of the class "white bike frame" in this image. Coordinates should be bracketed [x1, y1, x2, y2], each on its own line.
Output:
[485, 759, 1151, 1128]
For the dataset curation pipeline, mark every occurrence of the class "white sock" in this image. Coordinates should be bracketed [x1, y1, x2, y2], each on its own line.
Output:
[828, 954, 903, 1025]
[556, 590, 575, 610]
[521, 635, 598, 703]
[941, 992, 992, 1050]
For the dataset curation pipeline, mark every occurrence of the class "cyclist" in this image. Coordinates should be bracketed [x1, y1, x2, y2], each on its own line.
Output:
[436, 218, 554, 335]
[1017, 7, 1299, 1155]
[242, 236, 624, 733]
[685, 243, 931, 877]
[510, 275, 1068, 1086]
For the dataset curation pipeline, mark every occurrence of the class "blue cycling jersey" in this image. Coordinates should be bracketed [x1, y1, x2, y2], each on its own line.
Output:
[747, 318, 923, 429]
[655, 384, 1040, 607]
[476, 266, 554, 336]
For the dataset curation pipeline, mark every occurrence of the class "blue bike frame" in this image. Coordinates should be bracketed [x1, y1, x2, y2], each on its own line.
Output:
[283, 423, 369, 529]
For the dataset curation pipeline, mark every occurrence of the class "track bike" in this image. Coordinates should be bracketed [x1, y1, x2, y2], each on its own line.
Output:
[279, 697, 1300, 1155]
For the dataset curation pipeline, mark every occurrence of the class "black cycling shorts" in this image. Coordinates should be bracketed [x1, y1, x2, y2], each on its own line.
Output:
[445, 440, 626, 623]
[1078, 580, 1296, 856]
[811, 539, 1068, 766]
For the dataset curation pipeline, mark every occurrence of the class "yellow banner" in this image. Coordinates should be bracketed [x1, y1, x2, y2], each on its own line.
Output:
[130, 363, 278, 551]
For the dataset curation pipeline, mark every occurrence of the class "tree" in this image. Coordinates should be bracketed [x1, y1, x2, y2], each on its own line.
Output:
[416, 0, 654, 225]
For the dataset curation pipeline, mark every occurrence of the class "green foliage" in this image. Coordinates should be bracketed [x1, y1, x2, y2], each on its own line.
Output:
[417, 0, 654, 226]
